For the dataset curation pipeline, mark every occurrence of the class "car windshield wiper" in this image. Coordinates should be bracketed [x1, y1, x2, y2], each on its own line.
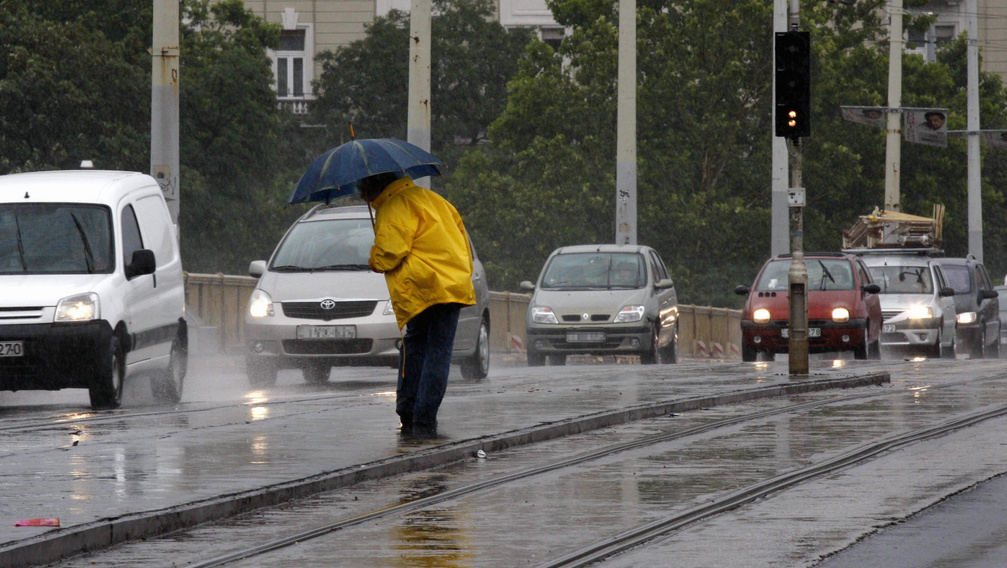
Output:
[270, 265, 313, 272]
[12, 214, 26, 273]
[70, 212, 95, 273]
[817, 260, 834, 290]
[314, 264, 370, 271]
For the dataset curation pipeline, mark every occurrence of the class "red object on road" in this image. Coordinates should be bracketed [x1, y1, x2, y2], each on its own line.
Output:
[14, 518, 59, 527]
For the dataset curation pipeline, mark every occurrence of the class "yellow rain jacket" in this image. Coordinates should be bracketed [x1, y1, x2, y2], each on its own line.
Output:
[368, 177, 476, 329]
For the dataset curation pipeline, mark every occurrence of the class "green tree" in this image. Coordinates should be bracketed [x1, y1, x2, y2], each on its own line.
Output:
[310, 0, 533, 158]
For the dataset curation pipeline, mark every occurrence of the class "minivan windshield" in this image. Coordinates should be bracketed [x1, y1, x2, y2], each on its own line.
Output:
[270, 218, 373, 271]
[0, 203, 113, 274]
[866, 265, 934, 294]
[941, 264, 972, 294]
[756, 259, 855, 291]
[540, 252, 645, 290]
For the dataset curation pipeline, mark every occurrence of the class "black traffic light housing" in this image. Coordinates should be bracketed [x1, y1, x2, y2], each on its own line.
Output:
[775, 31, 811, 139]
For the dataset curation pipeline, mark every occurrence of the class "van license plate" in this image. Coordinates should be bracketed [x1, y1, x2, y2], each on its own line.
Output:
[0, 341, 23, 357]
[780, 328, 821, 339]
[882, 324, 896, 333]
[566, 332, 605, 343]
[297, 326, 356, 340]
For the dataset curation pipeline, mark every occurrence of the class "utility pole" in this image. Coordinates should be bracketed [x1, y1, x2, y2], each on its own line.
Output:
[407, 0, 432, 187]
[771, 0, 789, 257]
[151, 0, 180, 230]
[775, 2, 810, 375]
[615, 0, 637, 245]
[884, 0, 903, 212]
[966, 0, 982, 261]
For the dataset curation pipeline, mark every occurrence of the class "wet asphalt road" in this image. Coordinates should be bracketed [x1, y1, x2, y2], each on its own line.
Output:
[3, 352, 1007, 567]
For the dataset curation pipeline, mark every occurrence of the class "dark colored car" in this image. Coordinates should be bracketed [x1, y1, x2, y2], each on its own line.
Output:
[997, 285, 1007, 350]
[933, 256, 1000, 358]
[735, 253, 883, 362]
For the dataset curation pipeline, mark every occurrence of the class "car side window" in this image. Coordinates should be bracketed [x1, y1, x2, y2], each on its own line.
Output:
[933, 265, 948, 291]
[649, 250, 671, 284]
[977, 264, 993, 291]
[857, 260, 873, 285]
[121, 204, 144, 268]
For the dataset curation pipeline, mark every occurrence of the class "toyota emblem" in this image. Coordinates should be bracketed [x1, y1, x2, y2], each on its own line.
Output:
[320, 299, 337, 310]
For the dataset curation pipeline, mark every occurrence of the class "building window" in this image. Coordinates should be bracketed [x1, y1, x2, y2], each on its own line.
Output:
[276, 29, 307, 98]
[935, 25, 956, 45]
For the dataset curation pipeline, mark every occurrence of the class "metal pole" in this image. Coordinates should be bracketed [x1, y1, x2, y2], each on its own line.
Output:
[407, 0, 432, 187]
[884, 0, 903, 212]
[966, 0, 982, 261]
[786, 0, 808, 375]
[615, 0, 637, 245]
[771, 0, 789, 257]
[151, 0, 180, 230]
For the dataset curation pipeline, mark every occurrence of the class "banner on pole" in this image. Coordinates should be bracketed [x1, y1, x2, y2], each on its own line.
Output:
[841, 106, 887, 128]
[903, 108, 948, 147]
[982, 130, 1007, 149]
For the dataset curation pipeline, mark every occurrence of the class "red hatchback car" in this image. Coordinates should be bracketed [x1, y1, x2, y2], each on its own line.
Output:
[735, 253, 883, 361]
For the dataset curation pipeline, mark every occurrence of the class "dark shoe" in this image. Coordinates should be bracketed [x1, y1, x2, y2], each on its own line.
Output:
[411, 421, 437, 438]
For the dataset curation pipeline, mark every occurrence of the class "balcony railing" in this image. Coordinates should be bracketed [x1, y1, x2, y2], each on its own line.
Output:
[278, 96, 312, 115]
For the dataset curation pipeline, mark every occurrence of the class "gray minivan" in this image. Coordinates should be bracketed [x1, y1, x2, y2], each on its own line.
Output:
[520, 244, 678, 366]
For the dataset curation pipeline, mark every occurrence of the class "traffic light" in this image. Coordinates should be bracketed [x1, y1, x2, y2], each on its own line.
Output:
[775, 31, 811, 139]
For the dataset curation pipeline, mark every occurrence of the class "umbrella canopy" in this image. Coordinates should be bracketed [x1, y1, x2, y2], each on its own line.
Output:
[287, 138, 446, 205]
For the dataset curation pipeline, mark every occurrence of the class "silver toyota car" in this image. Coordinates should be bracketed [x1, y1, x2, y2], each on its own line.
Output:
[244, 204, 490, 385]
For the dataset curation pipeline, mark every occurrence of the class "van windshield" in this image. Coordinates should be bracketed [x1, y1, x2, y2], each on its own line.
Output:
[866, 265, 934, 294]
[0, 204, 113, 274]
[540, 252, 645, 290]
[270, 218, 373, 271]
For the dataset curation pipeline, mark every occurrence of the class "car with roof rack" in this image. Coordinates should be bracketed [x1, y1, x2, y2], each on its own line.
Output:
[735, 252, 882, 361]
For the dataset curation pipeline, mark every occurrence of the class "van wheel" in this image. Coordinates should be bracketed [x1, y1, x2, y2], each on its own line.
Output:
[152, 334, 187, 404]
[246, 356, 278, 387]
[461, 318, 490, 379]
[302, 362, 331, 384]
[90, 337, 124, 410]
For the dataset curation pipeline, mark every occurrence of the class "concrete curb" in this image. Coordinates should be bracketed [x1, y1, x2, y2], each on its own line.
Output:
[0, 372, 889, 568]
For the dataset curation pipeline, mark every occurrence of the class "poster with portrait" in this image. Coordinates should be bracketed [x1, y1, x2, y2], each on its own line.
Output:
[982, 130, 1007, 149]
[841, 106, 887, 128]
[903, 108, 948, 147]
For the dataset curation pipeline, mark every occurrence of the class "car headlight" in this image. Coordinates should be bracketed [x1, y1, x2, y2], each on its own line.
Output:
[55, 293, 99, 322]
[832, 307, 850, 323]
[753, 308, 771, 324]
[248, 289, 274, 318]
[531, 306, 558, 324]
[614, 305, 645, 323]
[957, 311, 977, 324]
[907, 306, 933, 319]
[383, 300, 395, 316]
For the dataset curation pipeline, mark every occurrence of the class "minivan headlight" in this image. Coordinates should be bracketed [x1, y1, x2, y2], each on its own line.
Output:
[383, 300, 395, 316]
[907, 306, 933, 319]
[957, 311, 977, 324]
[531, 306, 558, 324]
[55, 293, 99, 322]
[614, 305, 645, 323]
[248, 289, 274, 318]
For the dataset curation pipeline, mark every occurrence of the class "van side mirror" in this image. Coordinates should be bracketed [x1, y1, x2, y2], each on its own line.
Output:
[939, 286, 956, 297]
[654, 278, 674, 290]
[125, 249, 155, 280]
[981, 289, 999, 300]
[249, 260, 267, 278]
[519, 280, 535, 291]
[863, 283, 881, 294]
[734, 285, 750, 296]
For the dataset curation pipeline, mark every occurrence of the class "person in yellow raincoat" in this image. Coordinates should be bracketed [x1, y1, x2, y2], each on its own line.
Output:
[359, 172, 475, 436]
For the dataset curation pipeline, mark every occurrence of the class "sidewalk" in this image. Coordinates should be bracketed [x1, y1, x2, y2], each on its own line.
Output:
[0, 357, 890, 568]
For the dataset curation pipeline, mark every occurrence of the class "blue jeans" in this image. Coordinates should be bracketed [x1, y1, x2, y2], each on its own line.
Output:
[397, 303, 462, 429]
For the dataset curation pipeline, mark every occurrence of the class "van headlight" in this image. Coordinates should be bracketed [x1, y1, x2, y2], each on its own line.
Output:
[614, 305, 645, 323]
[248, 289, 274, 318]
[907, 306, 933, 319]
[957, 311, 977, 324]
[55, 293, 99, 322]
[383, 300, 395, 316]
[531, 306, 558, 324]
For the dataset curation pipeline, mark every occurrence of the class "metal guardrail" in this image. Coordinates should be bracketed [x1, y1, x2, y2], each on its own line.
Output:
[183, 273, 742, 359]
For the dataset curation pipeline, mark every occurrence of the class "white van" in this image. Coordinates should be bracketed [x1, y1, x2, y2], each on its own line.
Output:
[0, 170, 187, 409]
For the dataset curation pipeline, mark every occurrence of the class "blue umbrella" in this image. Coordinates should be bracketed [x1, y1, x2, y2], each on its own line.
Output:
[287, 138, 446, 205]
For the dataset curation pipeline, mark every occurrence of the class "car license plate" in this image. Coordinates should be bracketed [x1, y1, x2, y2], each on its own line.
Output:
[780, 328, 821, 339]
[0, 340, 23, 357]
[566, 331, 605, 343]
[882, 324, 896, 333]
[296, 325, 356, 340]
